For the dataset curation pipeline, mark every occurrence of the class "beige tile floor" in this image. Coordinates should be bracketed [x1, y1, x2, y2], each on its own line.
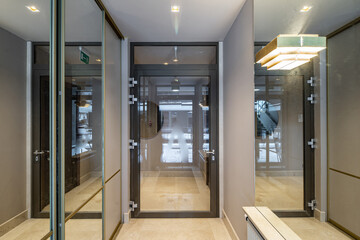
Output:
[282, 218, 355, 240]
[256, 175, 303, 210]
[116, 218, 232, 240]
[43, 176, 102, 213]
[140, 171, 210, 211]
[0, 219, 102, 240]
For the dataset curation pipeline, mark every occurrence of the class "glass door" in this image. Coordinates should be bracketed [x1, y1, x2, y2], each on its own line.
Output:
[130, 69, 218, 218]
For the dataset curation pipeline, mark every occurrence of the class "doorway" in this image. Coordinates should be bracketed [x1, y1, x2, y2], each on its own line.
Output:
[130, 43, 219, 218]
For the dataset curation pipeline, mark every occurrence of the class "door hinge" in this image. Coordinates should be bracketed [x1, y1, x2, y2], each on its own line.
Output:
[307, 77, 315, 87]
[307, 94, 315, 104]
[129, 95, 138, 105]
[129, 201, 138, 212]
[308, 138, 316, 149]
[129, 78, 138, 87]
[308, 199, 317, 211]
[129, 139, 138, 150]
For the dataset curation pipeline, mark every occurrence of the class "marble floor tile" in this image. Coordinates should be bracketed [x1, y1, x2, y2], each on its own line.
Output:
[282, 217, 355, 240]
[140, 171, 210, 212]
[256, 175, 303, 210]
[116, 218, 232, 240]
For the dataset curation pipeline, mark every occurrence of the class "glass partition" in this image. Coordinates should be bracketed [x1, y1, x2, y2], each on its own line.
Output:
[63, 0, 104, 228]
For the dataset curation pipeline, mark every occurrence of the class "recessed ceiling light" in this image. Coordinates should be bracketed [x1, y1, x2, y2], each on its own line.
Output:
[26, 6, 40, 13]
[164, 62, 169, 65]
[171, 6, 180, 13]
[96, 58, 102, 62]
[300, 6, 312, 12]
[173, 58, 179, 62]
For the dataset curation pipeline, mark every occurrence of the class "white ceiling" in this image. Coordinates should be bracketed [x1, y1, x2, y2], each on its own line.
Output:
[102, 0, 247, 42]
[255, 0, 360, 42]
[0, 0, 359, 43]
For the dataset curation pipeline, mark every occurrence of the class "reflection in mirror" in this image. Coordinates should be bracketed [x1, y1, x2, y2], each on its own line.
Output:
[64, 0, 103, 219]
[139, 76, 211, 212]
[0, 0, 51, 239]
[65, 192, 102, 239]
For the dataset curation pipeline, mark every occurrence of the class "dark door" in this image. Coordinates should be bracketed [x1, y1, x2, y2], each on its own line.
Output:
[130, 66, 219, 218]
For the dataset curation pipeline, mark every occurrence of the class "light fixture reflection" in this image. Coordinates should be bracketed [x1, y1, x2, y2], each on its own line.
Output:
[171, 78, 180, 92]
[255, 34, 326, 70]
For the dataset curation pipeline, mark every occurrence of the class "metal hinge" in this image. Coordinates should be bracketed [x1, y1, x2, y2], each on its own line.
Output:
[129, 139, 138, 150]
[308, 138, 316, 149]
[307, 94, 315, 104]
[129, 95, 138, 105]
[307, 77, 315, 87]
[129, 78, 138, 87]
[129, 201, 138, 212]
[308, 199, 317, 211]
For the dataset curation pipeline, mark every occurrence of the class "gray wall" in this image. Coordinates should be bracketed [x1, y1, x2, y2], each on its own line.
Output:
[0, 27, 27, 225]
[328, 22, 360, 237]
[223, 0, 255, 239]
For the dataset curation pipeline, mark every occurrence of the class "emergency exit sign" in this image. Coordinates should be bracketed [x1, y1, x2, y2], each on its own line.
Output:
[80, 50, 89, 64]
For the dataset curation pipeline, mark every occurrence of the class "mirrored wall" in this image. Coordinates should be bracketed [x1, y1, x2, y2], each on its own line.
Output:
[0, 0, 122, 239]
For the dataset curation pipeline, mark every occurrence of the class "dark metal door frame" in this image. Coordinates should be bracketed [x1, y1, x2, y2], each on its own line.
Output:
[130, 42, 219, 218]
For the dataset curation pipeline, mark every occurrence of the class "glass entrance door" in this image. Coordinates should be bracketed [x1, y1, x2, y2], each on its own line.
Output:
[130, 70, 218, 218]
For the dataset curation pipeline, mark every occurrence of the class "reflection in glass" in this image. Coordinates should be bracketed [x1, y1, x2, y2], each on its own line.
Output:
[255, 75, 304, 211]
[139, 76, 211, 212]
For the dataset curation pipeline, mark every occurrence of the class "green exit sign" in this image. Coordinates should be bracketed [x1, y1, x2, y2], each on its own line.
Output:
[80, 50, 89, 64]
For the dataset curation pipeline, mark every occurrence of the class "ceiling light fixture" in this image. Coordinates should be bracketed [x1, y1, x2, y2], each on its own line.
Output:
[171, 78, 180, 92]
[300, 6, 312, 12]
[26, 6, 40, 12]
[171, 6, 180, 13]
[173, 46, 179, 62]
[96, 58, 101, 62]
[164, 62, 169, 65]
[255, 34, 326, 70]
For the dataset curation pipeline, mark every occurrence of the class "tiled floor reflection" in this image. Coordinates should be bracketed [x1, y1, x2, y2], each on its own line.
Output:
[43, 176, 102, 213]
[117, 218, 232, 240]
[282, 218, 355, 240]
[0, 219, 102, 240]
[256, 175, 303, 210]
[140, 171, 210, 211]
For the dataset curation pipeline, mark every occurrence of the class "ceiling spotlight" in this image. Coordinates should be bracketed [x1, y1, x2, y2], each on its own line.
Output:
[26, 6, 40, 12]
[173, 58, 179, 62]
[171, 6, 180, 13]
[300, 6, 312, 12]
[164, 62, 169, 65]
[96, 58, 102, 62]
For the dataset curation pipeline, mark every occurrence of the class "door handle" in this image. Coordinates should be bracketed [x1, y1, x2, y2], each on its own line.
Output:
[33, 150, 44, 155]
[206, 149, 215, 155]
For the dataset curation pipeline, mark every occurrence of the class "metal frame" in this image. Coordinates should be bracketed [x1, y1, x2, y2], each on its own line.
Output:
[130, 42, 219, 218]
[326, 17, 360, 240]
[254, 44, 315, 217]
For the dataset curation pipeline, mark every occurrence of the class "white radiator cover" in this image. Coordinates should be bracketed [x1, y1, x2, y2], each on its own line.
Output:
[247, 220, 264, 240]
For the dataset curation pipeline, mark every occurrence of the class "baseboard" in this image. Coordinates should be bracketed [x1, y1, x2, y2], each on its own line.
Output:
[123, 209, 131, 224]
[256, 170, 303, 177]
[0, 209, 28, 237]
[222, 209, 240, 240]
[314, 208, 326, 222]
[109, 220, 122, 240]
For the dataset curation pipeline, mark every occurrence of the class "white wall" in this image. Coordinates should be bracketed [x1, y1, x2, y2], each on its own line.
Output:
[223, 0, 255, 239]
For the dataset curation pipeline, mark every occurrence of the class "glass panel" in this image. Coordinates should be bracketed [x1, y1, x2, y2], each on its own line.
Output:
[134, 46, 217, 64]
[254, 75, 304, 211]
[139, 76, 210, 212]
[64, 0, 103, 221]
[0, 0, 51, 239]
